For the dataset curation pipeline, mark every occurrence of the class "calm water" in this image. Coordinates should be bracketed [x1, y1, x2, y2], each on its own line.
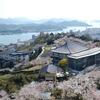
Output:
[0, 27, 86, 45]
[0, 32, 39, 45]
[0, 23, 100, 45]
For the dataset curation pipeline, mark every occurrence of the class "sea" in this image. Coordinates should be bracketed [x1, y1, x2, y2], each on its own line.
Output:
[0, 22, 100, 45]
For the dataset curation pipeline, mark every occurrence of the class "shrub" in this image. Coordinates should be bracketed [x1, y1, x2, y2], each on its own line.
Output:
[6, 82, 18, 94]
[58, 58, 68, 72]
[51, 88, 63, 99]
[97, 83, 100, 90]
[0, 73, 38, 94]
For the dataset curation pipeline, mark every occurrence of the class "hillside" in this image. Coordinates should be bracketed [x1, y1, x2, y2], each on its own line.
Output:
[1, 66, 99, 100]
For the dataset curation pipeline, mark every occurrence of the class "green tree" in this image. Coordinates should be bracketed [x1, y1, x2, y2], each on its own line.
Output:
[80, 34, 92, 41]
[58, 58, 68, 73]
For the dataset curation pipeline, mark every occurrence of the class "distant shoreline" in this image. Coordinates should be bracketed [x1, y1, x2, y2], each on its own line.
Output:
[0, 26, 90, 35]
[0, 25, 97, 45]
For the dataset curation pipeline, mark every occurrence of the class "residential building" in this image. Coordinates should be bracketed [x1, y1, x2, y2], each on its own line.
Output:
[9, 51, 31, 62]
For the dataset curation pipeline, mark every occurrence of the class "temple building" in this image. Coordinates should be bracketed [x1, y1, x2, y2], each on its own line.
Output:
[51, 40, 100, 71]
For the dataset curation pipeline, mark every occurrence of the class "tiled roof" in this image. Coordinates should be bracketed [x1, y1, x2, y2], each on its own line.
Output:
[52, 40, 88, 54]
[68, 47, 100, 59]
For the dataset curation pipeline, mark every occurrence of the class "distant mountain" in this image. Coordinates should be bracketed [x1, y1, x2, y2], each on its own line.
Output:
[0, 18, 91, 34]
[0, 18, 90, 26]
[43, 19, 90, 26]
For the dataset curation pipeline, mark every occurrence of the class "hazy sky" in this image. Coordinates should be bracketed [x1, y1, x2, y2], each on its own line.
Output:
[0, 0, 100, 20]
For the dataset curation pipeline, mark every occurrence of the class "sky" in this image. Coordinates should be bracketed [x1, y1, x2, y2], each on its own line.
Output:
[0, 0, 100, 21]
